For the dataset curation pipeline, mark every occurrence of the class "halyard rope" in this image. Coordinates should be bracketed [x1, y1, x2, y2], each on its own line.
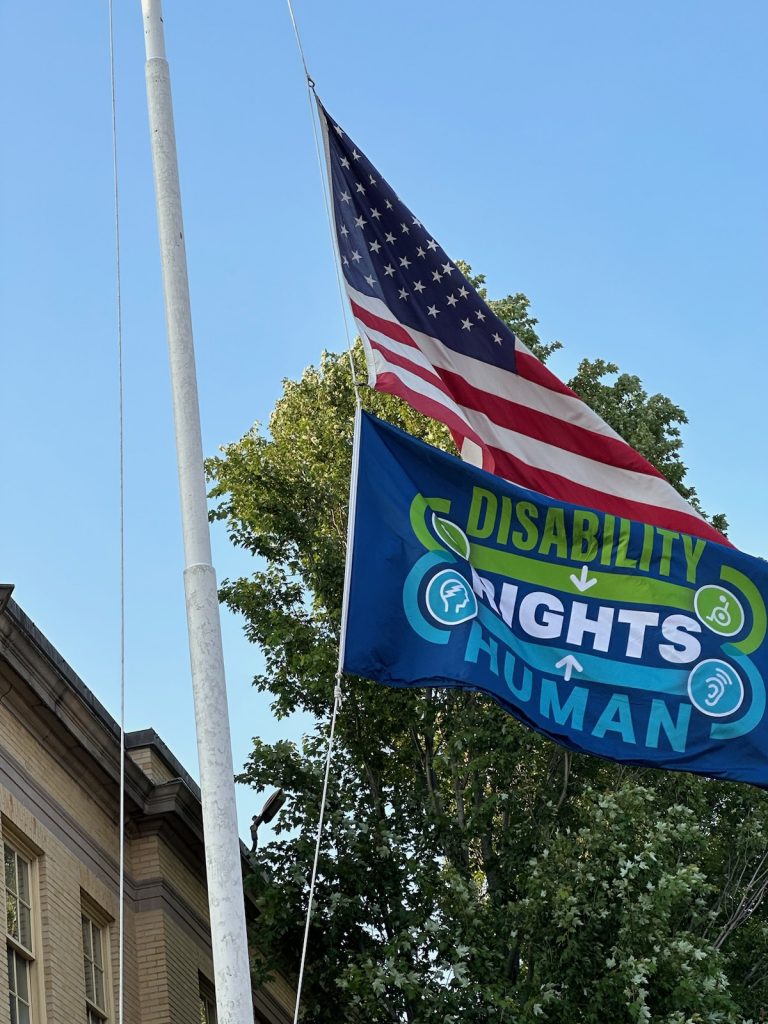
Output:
[285, 0, 362, 400]
[292, 682, 342, 1024]
[283, 4, 364, 1019]
[292, 395, 362, 1023]
[107, 4, 126, 1021]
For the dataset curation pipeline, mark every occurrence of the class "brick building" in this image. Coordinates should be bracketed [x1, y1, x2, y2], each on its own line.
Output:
[0, 590, 295, 1024]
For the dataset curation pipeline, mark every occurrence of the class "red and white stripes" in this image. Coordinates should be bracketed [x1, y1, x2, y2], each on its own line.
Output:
[347, 285, 727, 546]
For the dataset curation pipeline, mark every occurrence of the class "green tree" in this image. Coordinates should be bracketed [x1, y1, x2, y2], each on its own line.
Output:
[208, 283, 762, 1023]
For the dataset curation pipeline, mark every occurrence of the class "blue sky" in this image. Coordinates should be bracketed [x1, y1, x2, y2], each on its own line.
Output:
[0, 1, 765, 839]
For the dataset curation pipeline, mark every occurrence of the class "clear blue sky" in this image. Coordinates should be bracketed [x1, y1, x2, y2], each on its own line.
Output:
[0, 1, 765, 839]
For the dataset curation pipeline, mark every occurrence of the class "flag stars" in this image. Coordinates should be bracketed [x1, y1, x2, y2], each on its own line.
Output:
[334, 124, 345, 137]
[329, 125, 520, 379]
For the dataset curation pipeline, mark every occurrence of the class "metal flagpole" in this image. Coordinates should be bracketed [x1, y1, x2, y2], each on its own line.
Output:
[139, 3, 254, 1022]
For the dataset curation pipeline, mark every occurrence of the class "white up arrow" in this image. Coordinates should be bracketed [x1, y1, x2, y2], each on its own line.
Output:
[569, 564, 597, 592]
[555, 654, 584, 682]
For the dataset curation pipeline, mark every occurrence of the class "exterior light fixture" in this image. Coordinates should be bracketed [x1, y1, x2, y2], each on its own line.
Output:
[250, 788, 287, 850]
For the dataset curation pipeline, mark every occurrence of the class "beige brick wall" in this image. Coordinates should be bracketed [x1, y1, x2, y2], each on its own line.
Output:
[164, 915, 210, 1024]
[126, 747, 176, 787]
[0, 782, 135, 1024]
[1, 698, 118, 859]
[38, 845, 85, 1023]
[134, 909, 171, 1024]
[130, 833, 162, 882]
[156, 837, 210, 923]
[0, 625, 295, 1024]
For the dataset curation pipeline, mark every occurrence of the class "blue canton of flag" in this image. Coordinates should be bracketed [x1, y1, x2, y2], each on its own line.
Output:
[320, 105, 516, 374]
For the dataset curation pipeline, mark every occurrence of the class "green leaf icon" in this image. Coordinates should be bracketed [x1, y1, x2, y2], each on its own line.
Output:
[432, 514, 471, 560]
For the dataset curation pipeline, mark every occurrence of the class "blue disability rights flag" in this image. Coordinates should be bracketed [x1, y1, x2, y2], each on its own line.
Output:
[342, 412, 768, 786]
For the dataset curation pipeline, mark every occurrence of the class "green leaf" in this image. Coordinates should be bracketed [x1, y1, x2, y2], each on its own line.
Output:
[432, 514, 471, 560]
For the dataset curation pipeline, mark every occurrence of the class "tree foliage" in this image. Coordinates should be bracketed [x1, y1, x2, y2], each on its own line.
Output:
[207, 282, 761, 1023]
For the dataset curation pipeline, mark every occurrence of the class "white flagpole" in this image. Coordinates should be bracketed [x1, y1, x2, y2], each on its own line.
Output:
[139, 3, 254, 1022]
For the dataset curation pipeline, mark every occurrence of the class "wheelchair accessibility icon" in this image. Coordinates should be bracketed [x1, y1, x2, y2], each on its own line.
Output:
[694, 585, 745, 638]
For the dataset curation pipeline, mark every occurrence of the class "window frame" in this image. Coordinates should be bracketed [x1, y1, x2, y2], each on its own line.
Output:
[81, 912, 108, 1023]
[5, 844, 33, 957]
[199, 974, 217, 1024]
[4, 835, 43, 1024]
[7, 942, 33, 1024]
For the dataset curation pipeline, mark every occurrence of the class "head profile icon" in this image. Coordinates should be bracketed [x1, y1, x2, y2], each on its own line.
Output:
[425, 569, 478, 626]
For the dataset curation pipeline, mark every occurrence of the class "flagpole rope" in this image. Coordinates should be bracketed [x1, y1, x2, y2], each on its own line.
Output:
[291, 401, 362, 1024]
[284, 0, 363, 401]
[282, 7, 367, 1017]
[107, 4, 126, 1022]
[284, 0, 313, 87]
[291, 688, 340, 1024]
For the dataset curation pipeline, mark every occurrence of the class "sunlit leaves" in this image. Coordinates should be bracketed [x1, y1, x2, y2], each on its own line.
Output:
[210, 285, 755, 1022]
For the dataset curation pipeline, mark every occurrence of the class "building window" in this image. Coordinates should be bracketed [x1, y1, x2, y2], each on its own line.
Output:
[199, 976, 217, 1024]
[82, 914, 107, 1022]
[5, 843, 34, 1024]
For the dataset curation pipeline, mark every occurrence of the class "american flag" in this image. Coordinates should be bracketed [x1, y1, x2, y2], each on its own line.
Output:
[319, 104, 727, 546]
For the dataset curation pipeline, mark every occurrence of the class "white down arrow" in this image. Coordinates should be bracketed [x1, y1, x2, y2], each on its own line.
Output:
[569, 564, 597, 592]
